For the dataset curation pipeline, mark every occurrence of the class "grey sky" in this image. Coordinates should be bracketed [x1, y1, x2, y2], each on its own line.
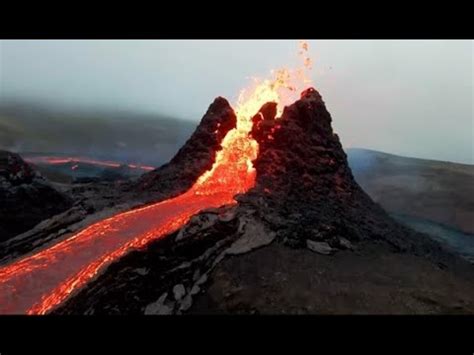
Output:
[0, 40, 472, 164]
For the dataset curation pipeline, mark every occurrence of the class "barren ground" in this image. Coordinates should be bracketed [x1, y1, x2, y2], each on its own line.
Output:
[191, 242, 474, 314]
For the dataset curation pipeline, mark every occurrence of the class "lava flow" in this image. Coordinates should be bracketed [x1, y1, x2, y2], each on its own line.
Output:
[24, 156, 155, 171]
[0, 41, 313, 315]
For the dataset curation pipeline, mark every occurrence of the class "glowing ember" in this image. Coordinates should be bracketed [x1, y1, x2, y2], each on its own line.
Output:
[25, 156, 155, 172]
[0, 41, 313, 314]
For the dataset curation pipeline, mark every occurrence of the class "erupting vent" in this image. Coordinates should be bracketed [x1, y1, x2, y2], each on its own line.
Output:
[0, 42, 314, 314]
[193, 40, 313, 196]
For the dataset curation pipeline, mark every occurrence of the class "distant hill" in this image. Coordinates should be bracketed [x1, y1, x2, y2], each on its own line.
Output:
[0, 100, 196, 167]
[347, 148, 474, 234]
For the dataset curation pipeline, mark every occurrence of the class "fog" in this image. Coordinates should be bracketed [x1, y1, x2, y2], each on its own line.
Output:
[0, 40, 472, 164]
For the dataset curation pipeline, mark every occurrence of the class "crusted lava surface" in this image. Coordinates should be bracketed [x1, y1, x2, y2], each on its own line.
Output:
[54, 88, 474, 315]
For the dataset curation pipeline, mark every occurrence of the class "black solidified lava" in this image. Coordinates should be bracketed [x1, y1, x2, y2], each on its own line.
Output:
[54, 88, 474, 315]
[0, 150, 73, 243]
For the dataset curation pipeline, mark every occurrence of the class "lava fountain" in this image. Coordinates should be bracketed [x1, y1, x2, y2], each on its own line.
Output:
[0, 41, 313, 315]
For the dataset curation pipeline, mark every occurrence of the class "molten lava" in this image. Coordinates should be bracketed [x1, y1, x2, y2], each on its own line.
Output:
[0, 41, 314, 314]
[25, 156, 155, 172]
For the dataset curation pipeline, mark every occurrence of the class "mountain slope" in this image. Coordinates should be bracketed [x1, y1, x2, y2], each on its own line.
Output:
[0, 100, 195, 167]
[347, 148, 474, 234]
[54, 88, 474, 315]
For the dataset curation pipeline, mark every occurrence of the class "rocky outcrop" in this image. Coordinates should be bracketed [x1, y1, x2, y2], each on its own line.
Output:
[238, 88, 442, 255]
[0, 150, 73, 242]
[52, 88, 472, 315]
[135, 97, 236, 199]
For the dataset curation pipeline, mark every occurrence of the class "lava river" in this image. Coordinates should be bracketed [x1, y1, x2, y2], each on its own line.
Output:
[0, 91, 260, 314]
[0, 106, 257, 314]
[24, 156, 155, 171]
[0, 42, 313, 314]
[0, 190, 237, 314]
[0, 84, 279, 315]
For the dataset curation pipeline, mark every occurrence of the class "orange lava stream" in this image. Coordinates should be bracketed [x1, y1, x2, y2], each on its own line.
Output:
[25, 156, 155, 171]
[0, 41, 313, 315]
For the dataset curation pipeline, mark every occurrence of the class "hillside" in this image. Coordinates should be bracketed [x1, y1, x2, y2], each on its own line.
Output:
[347, 148, 474, 234]
[0, 100, 195, 167]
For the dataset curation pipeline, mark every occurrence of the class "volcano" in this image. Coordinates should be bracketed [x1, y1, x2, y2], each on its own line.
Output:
[43, 88, 473, 315]
[1, 38, 472, 316]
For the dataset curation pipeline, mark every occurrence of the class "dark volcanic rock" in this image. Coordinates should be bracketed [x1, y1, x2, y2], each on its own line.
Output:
[239, 88, 441, 254]
[0, 97, 238, 261]
[0, 150, 73, 242]
[54, 205, 243, 314]
[54, 88, 473, 315]
[189, 242, 474, 315]
[135, 97, 236, 198]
